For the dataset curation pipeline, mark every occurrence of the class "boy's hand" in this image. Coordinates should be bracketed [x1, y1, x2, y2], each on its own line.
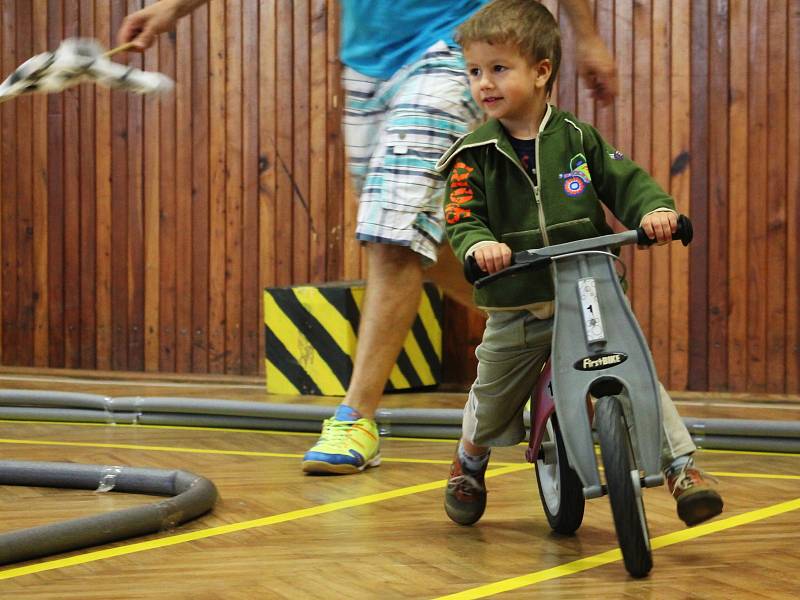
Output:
[640, 211, 677, 246]
[473, 243, 512, 274]
[117, 1, 181, 50]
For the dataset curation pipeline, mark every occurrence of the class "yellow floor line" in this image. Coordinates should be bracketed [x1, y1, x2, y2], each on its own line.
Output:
[0, 464, 529, 581]
[433, 497, 800, 600]
[0, 438, 521, 467]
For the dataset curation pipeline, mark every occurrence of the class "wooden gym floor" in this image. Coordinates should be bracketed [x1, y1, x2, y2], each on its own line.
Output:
[0, 371, 799, 599]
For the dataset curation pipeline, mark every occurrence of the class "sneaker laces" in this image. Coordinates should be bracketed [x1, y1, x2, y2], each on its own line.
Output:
[670, 459, 718, 496]
[318, 418, 355, 444]
[448, 473, 483, 497]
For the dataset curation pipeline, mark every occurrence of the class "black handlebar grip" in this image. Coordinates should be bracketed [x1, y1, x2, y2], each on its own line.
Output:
[464, 255, 490, 284]
[636, 214, 693, 247]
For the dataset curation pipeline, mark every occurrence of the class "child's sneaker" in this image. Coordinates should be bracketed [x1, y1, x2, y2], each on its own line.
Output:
[302, 405, 381, 474]
[666, 457, 723, 526]
[444, 448, 489, 525]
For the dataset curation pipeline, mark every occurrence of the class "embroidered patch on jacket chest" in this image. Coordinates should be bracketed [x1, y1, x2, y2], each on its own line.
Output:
[559, 153, 591, 197]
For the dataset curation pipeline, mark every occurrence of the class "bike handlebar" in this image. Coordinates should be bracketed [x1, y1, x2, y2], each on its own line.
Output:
[464, 214, 693, 288]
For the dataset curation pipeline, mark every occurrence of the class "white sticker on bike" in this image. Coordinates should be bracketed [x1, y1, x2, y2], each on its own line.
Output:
[578, 277, 605, 343]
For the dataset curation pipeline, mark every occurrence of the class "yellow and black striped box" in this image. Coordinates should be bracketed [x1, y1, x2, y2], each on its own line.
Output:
[264, 281, 442, 395]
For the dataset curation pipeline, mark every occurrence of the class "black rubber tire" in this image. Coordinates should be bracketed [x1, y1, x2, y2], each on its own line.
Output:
[596, 396, 653, 578]
[534, 414, 585, 534]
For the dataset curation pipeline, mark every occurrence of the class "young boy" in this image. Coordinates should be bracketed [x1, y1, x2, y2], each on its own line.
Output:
[436, 0, 723, 528]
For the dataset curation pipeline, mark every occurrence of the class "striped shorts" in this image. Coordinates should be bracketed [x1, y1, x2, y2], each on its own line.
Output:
[343, 41, 480, 264]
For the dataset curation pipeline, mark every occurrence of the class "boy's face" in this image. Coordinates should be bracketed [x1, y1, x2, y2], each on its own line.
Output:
[463, 41, 551, 135]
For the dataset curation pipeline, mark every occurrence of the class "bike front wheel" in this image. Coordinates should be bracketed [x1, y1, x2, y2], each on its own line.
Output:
[596, 395, 653, 578]
[534, 414, 585, 534]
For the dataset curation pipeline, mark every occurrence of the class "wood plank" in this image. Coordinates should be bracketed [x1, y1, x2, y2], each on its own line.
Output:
[158, 17, 178, 373]
[143, 0, 161, 373]
[1, 0, 19, 365]
[593, 0, 613, 138]
[765, 0, 788, 392]
[46, 0, 65, 367]
[275, 0, 294, 285]
[707, 0, 730, 391]
[31, 0, 49, 367]
[208, 0, 227, 373]
[746, 0, 768, 392]
[292, 0, 311, 284]
[110, 0, 130, 370]
[614, 0, 635, 280]
[62, 0, 81, 368]
[631, 0, 652, 341]
[325, 0, 344, 281]
[14, 0, 34, 366]
[688, 0, 709, 390]
[556, 0, 578, 112]
[669, 0, 691, 391]
[727, 0, 749, 392]
[225, 0, 243, 374]
[241, 0, 260, 374]
[787, 0, 800, 390]
[308, 0, 327, 284]
[77, 0, 97, 370]
[191, 2, 210, 373]
[175, 14, 194, 372]
[576, 0, 595, 124]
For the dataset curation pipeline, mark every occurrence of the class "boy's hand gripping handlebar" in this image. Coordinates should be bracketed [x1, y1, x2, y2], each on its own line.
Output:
[464, 214, 693, 288]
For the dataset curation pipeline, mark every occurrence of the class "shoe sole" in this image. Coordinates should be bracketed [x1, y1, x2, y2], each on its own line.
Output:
[302, 454, 381, 475]
[679, 492, 724, 526]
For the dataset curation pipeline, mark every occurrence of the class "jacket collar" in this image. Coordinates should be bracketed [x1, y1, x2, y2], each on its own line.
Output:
[436, 104, 560, 173]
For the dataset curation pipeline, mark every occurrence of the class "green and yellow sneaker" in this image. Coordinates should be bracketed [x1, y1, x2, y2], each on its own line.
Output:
[302, 405, 381, 474]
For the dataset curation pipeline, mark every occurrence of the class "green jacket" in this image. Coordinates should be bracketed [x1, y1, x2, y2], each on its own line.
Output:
[436, 105, 675, 308]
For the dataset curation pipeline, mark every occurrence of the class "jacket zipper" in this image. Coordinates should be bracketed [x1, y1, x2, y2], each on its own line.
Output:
[495, 142, 550, 248]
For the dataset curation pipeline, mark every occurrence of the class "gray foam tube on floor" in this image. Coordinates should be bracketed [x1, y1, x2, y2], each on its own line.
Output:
[0, 461, 217, 565]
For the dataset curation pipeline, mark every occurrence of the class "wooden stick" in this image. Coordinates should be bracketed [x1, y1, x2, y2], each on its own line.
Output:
[103, 42, 138, 58]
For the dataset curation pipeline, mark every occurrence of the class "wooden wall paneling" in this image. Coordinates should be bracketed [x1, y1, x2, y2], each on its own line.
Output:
[46, 0, 64, 367]
[746, 0, 768, 392]
[127, 0, 146, 372]
[158, 14, 177, 372]
[15, 0, 33, 366]
[292, 0, 310, 284]
[258, 0, 277, 376]
[541, 0, 559, 102]
[593, 0, 614, 139]
[241, 0, 260, 373]
[787, 0, 800, 390]
[190, 2, 210, 372]
[225, 0, 243, 373]
[614, 0, 635, 273]
[275, 0, 293, 285]
[309, 0, 327, 284]
[688, 0, 709, 390]
[32, 1, 49, 366]
[707, 0, 730, 390]
[175, 13, 194, 373]
[669, 0, 690, 390]
[727, 0, 749, 392]
[110, 0, 130, 370]
[208, 0, 227, 373]
[143, 0, 161, 371]
[765, 0, 788, 392]
[325, 0, 344, 281]
[650, 0, 671, 383]
[95, 0, 113, 371]
[556, 0, 578, 113]
[2, 0, 19, 364]
[631, 0, 652, 340]
[62, 0, 80, 368]
[576, 0, 596, 124]
[78, 0, 97, 369]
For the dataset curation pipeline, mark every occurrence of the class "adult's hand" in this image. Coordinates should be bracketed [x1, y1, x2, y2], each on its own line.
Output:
[117, 1, 180, 50]
[576, 33, 617, 104]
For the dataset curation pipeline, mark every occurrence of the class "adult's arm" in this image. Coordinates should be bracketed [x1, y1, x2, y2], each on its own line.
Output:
[559, 0, 618, 103]
[118, 0, 209, 50]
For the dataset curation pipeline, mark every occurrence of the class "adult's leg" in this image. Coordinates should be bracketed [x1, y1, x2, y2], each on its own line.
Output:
[343, 242, 423, 418]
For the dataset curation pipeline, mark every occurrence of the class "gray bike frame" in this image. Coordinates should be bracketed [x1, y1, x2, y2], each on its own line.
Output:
[518, 230, 664, 499]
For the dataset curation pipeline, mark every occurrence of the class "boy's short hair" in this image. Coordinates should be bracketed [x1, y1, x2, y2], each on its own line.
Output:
[456, 0, 561, 95]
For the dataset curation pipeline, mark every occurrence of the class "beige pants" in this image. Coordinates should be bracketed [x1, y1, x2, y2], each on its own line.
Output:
[462, 310, 696, 470]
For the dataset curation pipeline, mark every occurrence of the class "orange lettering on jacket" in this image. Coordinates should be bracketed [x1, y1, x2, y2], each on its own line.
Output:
[447, 162, 475, 223]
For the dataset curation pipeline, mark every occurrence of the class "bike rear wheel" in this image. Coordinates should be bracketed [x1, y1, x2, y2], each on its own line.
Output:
[596, 395, 652, 578]
[534, 414, 585, 534]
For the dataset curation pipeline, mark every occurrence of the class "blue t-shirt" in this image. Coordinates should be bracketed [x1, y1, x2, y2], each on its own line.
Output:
[340, 0, 489, 80]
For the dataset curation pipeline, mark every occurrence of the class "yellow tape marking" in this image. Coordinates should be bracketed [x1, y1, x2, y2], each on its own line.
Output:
[0, 464, 529, 581]
[433, 497, 800, 599]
